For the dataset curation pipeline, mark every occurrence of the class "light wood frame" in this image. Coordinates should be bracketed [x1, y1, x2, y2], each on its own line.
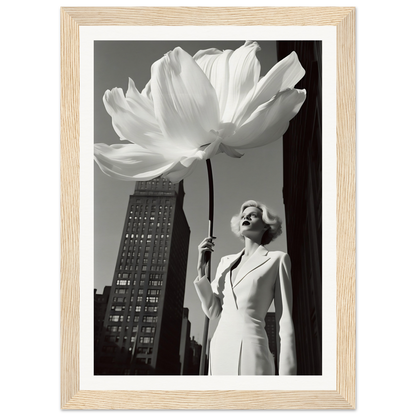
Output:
[61, 7, 355, 409]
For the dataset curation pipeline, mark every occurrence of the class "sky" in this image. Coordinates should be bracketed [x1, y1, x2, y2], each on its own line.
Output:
[94, 40, 294, 343]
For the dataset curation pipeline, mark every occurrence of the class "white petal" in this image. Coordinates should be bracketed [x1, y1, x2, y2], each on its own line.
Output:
[141, 80, 153, 102]
[241, 51, 306, 125]
[94, 143, 176, 181]
[103, 87, 166, 151]
[224, 89, 307, 149]
[219, 143, 244, 158]
[179, 137, 223, 168]
[126, 78, 155, 120]
[163, 160, 199, 183]
[151, 47, 220, 149]
[194, 48, 233, 119]
[164, 138, 223, 183]
[220, 41, 261, 126]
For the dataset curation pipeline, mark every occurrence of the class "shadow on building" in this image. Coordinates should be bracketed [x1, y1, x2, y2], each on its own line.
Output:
[278, 41, 322, 375]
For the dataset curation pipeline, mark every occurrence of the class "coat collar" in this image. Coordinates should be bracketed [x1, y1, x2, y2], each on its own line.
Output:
[225, 245, 269, 261]
[226, 245, 270, 288]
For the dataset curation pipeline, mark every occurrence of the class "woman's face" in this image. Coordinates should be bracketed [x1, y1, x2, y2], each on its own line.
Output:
[240, 207, 267, 239]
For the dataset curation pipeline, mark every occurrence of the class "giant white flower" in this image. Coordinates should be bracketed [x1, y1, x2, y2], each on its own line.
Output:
[94, 41, 306, 183]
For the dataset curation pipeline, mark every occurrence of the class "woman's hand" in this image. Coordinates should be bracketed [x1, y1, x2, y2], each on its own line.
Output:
[197, 237, 216, 278]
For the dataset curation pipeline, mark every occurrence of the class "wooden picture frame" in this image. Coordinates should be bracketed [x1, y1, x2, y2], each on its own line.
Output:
[61, 7, 355, 409]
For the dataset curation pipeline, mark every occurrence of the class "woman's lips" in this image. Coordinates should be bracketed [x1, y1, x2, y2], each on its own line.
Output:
[242, 221, 250, 226]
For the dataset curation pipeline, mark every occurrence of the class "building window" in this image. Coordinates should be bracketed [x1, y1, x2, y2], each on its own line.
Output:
[149, 273, 159, 280]
[146, 296, 158, 304]
[107, 325, 122, 333]
[116, 280, 130, 286]
[143, 316, 158, 323]
[141, 326, 155, 334]
[150, 265, 165, 272]
[139, 336, 154, 344]
[109, 315, 123, 322]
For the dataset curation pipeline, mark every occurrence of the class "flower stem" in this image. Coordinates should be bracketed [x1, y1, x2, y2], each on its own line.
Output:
[199, 159, 214, 375]
[206, 158, 214, 238]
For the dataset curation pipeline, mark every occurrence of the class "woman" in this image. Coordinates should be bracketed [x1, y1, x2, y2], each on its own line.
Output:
[194, 200, 296, 375]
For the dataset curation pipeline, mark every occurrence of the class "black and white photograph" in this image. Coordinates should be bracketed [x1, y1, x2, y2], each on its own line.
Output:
[92, 39, 322, 377]
[55, 2, 362, 414]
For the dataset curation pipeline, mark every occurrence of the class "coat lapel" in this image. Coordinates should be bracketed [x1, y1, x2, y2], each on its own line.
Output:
[232, 245, 270, 289]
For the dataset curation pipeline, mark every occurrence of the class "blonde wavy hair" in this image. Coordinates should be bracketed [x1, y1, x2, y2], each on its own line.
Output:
[230, 200, 282, 245]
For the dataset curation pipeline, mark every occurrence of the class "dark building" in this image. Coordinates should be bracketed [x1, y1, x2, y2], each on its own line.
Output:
[95, 178, 190, 375]
[264, 312, 278, 374]
[94, 286, 111, 353]
[179, 308, 191, 375]
[278, 41, 322, 375]
[187, 336, 203, 375]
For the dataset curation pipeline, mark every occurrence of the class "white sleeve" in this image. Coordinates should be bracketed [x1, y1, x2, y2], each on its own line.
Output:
[194, 258, 223, 319]
[274, 253, 297, 375]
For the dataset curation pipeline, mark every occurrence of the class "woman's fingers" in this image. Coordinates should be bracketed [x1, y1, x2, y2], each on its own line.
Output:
[198, 237, 216, 260]
[198, 243, 214, 250]
[199, 237, 216, 247]
[199, 246, 214, 252]
[197, 237, 216, 275]
[199, 239, 215, 247]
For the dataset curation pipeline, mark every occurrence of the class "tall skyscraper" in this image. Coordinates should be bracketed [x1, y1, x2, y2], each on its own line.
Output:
[95, 178, 190, 375]
[278, 41, 322, 375]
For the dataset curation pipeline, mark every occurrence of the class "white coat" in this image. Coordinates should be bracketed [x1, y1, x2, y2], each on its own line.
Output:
[194, 245, 296, 375]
